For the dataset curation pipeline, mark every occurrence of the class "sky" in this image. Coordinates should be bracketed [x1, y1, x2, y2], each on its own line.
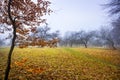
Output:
[45, 0, 110, 36]
[0, 0, 110, 38]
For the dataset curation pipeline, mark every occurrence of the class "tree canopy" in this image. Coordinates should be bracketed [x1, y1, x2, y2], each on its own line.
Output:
[0, 0, 52, 37]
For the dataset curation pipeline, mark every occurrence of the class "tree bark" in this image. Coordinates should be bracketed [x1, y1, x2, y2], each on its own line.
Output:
[111, 42, 116, 50]
[107, 38, 116, 50]
[84, 43, 87, 48]
[4, 28, 16, 80]
[4, 0, 17, 80]
[83, 41, 87, 48]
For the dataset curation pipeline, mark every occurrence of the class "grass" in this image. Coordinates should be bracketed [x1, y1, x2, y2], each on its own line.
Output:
[0, 47, 120, 80]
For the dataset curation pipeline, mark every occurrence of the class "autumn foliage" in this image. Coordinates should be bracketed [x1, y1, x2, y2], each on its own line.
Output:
[0, 0, 52, 39]
[18, 38, 60, 48]
[0, 0, 57, 48]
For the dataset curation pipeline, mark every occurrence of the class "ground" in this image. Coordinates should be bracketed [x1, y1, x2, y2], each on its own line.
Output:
[0, 47, 120, 80]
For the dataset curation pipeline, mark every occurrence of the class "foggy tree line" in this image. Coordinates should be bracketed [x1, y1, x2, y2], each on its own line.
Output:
[0, 25, 120, 49]
[59, 27, 120, 49]
[59, 0, 120, 49]
[59, 30, 94, 48]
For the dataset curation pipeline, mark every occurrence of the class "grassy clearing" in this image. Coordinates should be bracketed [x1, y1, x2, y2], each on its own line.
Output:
[0, 47, 120, 80]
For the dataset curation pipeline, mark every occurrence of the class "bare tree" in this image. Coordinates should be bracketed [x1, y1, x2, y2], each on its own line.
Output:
[61, 32, 71, 47]
[111, 18, 120, 46]
[36, 25, 51, 40]
[50, 30, 60, 39]
[63, 32, 78, 47]
[60, 31, 94, 48]
[89, 31, 104, 47]
[99, 27, 116, 49]
[77, 31, 94, 48]
[106, 0, 120, 48]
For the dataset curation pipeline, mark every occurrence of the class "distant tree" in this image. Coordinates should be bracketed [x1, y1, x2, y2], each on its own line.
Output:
[50, 30, 60, 39]
[61, 31, 94, 48]
[99, 27, 116, 49]
[0, 0, 51, 79]
[111, 18, 120, 45]
[89, 31, 104, 47]
[68, 32, 76, 47]
[63, 32, 78, 47]
[36, 24, 51, 40]
[48, 30, 60, 47]
[77, 31, 94, 48]
[61, 32, 71, 47]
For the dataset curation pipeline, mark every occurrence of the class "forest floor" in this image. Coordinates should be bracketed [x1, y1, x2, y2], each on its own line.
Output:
[0, 47, 120, 80]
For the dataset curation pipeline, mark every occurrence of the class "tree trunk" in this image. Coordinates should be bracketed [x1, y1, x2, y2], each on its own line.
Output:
[82, 40, 87, 48]
[4, 0, 17, 80]
[83, 42, 87, 48]
[112, 45, 116, 50]
[111, 42, 116, 50]
[108, 39, 116, 50]
[4, 29, 16, 80]
[70, 43, 73, 47]
[84, 43, 87, 48]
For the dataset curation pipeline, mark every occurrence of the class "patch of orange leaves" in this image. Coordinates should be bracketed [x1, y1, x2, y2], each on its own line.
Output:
[14, 58, 45, 74]
[26, 67, 45, 74]
[14, 58, 28, 67]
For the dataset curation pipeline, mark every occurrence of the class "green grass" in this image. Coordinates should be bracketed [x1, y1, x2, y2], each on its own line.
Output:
[0, 47, 120, 80]
[64, 48, 120, 68]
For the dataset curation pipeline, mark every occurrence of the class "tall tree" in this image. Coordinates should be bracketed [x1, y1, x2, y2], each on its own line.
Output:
[106, 0, 120, 46]
[0, 0, 51, 79]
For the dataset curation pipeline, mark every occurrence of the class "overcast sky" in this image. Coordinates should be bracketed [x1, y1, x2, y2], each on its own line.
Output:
[45, 0, 109, 36]
[0, 0, 110, 38]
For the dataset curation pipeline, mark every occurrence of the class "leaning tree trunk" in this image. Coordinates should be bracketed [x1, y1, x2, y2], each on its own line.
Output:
[4, 0, 17, 80]
[108, 39, 116, 50]
[83, 42, 87, 48]
[111, 41, 116, 50]
[4, 28, 16, 80]
[84, 43, 87, 48]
